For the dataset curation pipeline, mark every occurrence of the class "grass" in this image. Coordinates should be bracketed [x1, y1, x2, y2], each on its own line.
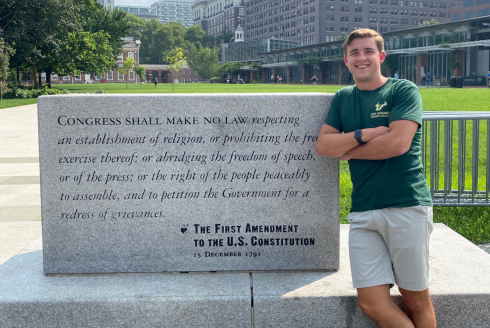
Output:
[4, 83, 490, 243]
[0, 98, 37, 109]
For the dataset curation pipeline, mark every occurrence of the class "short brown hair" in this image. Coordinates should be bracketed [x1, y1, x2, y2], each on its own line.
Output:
[343, 28, 384, 55]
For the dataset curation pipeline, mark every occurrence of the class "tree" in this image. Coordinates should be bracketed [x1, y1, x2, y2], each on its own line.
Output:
[1, 0, 130, 88]
[419, 19, 439, 27]
[213, 27, 234, 44]
[185, 44, 220, 80]
[0, 30, 14, 101]
[135, 66, 146, 83]
[184, 25, 206, 45]
[217, 62, 243, 78]
[165, 47, 186, 92]
[119, 57, 135, 89]
[334, 32, 349, 41]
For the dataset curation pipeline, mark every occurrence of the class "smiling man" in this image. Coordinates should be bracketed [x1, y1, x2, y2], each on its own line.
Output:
[316, 29, 435, 328]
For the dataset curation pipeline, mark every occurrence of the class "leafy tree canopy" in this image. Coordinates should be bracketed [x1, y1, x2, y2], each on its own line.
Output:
[185, 44, 220, 80]
[419, 19, 440, 27]
[216, 61, 243, 77]
[0, 0, 130, 88]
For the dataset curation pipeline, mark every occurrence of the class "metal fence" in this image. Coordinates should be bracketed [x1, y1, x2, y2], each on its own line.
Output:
[422, 112, 490, 206]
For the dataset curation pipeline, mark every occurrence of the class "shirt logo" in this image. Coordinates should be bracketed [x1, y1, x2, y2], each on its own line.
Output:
[375, 101, 388, 111]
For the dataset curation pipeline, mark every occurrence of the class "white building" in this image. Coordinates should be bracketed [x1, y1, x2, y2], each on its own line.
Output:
[117, 6, 157, 20]
[97, 0, 115, 10]
[151, 0, 195, 27]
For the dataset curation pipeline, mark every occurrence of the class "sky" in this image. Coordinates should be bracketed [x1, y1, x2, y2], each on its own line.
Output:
[115, 0, 155, 6]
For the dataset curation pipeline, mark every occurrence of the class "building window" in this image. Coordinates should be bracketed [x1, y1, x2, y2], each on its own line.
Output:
[119, 71, 124, 80]
[117, 53, 123, 61]
[63, 76, 70, 81]
[75, 74, 81, 80]
[129, 71, 134, 80]
[96, 75, 102, 80]
[51, 74, 58, 81]
[107, 71, 113, 80]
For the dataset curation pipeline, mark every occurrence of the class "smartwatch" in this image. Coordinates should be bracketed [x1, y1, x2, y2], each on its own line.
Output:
[354, 129, 366, 145]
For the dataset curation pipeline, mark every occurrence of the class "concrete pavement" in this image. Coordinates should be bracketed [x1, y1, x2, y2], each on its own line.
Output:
[0, 103, 42, 265]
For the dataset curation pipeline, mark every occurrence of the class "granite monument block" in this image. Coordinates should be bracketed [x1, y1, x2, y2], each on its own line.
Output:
[38, 94, 338, 274]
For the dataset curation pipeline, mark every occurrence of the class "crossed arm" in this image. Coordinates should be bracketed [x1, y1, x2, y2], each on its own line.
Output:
[315, 120, 419, 161]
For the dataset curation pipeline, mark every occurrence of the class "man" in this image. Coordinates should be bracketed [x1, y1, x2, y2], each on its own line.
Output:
[425, 71, 431, 86]
[394, 71, 399, 79]
[316, 29, 435, 328]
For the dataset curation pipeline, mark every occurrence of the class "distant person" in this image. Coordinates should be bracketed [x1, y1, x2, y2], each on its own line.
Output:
[154, 77, 158, 87]
[277, 74, 280, 84]
[394, 71, 399, 79]
[279, 76, 283, 84]
[271, 73, 275, 83]
[310, 75, 318, 85]
[425, 71, 431, 87]
[226, 77, 230, 84]
[488, 71, 490, 87]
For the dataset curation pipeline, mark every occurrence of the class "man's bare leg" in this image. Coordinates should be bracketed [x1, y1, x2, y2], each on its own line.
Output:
[357, 285, 414, 328]
[399, 287, 436, 328]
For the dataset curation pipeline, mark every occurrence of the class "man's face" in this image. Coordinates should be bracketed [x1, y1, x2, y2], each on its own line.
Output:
[344, 37, 386, 84]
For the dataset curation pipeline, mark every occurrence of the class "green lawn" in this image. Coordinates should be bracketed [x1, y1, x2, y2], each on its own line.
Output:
[3, 83, 490, 243]
[0, 98, 37, 109]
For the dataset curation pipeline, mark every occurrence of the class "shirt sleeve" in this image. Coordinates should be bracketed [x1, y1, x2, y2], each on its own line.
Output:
[389, 81, 423, 128]
[324, 92, 343, 132]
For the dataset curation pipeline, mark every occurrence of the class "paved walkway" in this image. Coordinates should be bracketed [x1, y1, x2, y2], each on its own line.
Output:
[0, 103, 488, 266]
[0, 104, 42, 265]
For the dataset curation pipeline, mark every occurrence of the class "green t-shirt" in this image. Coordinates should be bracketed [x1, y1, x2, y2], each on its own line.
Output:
[325, 78, 432, 212]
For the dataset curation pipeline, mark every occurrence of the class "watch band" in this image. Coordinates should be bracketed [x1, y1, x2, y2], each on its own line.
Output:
[354, 129, 366, 145]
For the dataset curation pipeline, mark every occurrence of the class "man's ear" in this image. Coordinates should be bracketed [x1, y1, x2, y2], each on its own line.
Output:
[379, 51, 386, 64]
[344, 55, 348, 67]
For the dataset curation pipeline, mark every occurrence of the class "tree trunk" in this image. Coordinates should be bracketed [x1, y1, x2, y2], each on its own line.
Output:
[45, 68, 53, 88]
[0, 81, 3, 101]
[31, 60, 39, 89]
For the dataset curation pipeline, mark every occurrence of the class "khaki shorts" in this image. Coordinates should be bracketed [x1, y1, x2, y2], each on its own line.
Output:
[347, 205, 433, 291]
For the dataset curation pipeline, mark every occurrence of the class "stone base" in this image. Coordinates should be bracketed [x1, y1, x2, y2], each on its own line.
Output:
[1, 224, 489, 327]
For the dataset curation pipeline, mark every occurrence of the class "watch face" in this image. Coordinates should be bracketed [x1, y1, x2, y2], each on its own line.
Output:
[355, 130, 363, 144]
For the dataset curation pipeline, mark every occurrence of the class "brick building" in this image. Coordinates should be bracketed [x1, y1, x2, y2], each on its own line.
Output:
[451, 0, 490, 20]
[244, 0, 461, 45]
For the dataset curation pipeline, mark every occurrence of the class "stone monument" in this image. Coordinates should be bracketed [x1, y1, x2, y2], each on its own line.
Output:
[38, 94, 339, 274]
